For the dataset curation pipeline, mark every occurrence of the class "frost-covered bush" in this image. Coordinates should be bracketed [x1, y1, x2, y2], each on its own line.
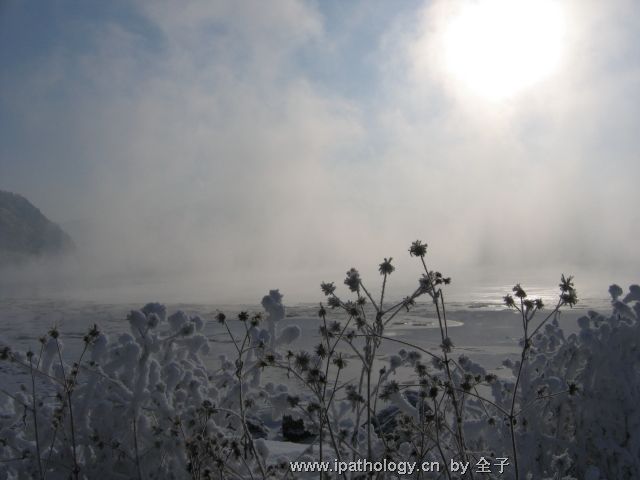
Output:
[0, 241, 638, 480]
[503, 284, 640, 479]
[0, 292, 298, 479]
[303, 246, 637, 480]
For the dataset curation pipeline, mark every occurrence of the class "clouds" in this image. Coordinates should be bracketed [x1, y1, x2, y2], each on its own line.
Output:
[363, 0, 640, 271]
[1, 0, 639, 301]
[1, 1, 371, 297]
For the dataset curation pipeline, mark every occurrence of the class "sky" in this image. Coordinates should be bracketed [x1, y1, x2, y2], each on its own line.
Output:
[1, 0, 639, 302]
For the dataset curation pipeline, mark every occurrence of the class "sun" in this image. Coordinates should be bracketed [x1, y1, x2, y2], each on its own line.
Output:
[442, 0, 566, 100]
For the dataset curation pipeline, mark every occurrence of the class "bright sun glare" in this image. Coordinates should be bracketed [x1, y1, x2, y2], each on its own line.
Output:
[443, 0, 566, 99]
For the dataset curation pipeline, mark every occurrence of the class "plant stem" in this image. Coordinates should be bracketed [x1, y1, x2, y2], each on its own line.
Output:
[133, 416, 143, 480]
[29, 356, 44, 480]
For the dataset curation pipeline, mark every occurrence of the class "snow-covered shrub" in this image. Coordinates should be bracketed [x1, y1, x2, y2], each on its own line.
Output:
[502, 283, 640, 479]
[0, 293, 295, 479]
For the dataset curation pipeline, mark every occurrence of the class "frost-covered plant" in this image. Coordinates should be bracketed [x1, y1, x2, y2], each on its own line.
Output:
[307, 243, 580, 480]
[0, 242, 638, 480]
[499, 283, 640, 479]
[305, 244, 636, 480]
[314, 243, 475, 477]
[495, 276, 578, 479]
[0, 293, 299, 479]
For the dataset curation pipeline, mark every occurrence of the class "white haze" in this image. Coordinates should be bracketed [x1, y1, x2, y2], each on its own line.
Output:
[1, 0, 638, 303]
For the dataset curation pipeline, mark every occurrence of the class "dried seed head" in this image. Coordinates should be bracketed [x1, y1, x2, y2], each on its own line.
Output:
[409, 240, 428, 258]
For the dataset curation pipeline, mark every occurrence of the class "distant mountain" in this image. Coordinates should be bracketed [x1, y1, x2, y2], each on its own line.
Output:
[0, 190, 75, 265]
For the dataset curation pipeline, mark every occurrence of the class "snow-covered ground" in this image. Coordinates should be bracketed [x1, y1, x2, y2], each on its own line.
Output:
[0, 293, 595, 401]
[0, 291, 602, 370]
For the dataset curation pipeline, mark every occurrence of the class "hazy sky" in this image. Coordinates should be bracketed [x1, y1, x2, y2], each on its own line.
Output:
[1, 0, 639, 301]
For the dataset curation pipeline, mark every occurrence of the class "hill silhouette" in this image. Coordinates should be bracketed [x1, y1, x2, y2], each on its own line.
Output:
[0, 190, 74, 265]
